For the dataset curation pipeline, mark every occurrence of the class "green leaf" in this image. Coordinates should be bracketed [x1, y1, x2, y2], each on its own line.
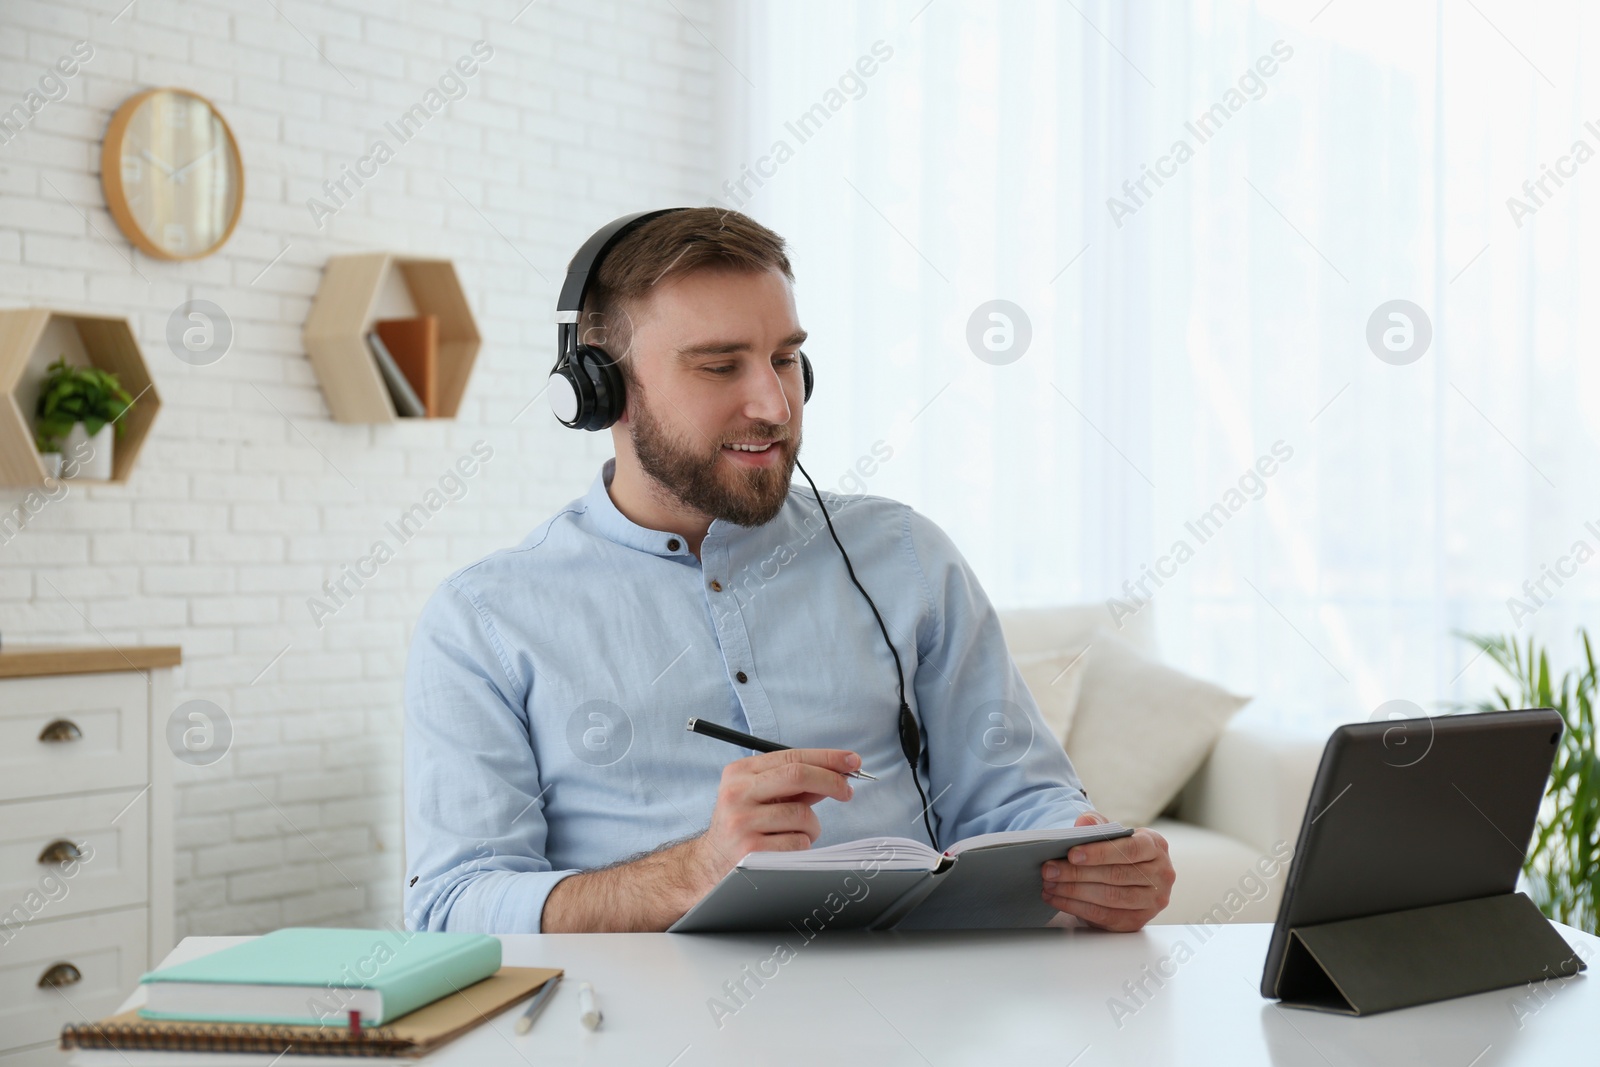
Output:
[1460, 629, 1600, 934]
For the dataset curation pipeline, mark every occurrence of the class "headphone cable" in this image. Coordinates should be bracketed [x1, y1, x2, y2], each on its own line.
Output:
[794, 459, 938, 851]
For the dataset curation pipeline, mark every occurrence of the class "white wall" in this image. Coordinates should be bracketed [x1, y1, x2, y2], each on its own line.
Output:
[0, 0, 717, 936]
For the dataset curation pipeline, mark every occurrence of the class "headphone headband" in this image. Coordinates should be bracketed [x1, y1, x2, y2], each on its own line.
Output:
[555, 207, 687, 326]
[555, 208, 687, 368]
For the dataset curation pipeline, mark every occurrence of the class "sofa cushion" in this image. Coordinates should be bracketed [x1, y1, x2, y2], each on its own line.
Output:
[999, 604, 1159, 660]
[1146, 818, 1288, 925]
[1064, 629, 1250, 827]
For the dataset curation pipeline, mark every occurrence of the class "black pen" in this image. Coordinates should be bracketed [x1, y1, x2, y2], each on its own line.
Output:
[686, 717, 878, 780]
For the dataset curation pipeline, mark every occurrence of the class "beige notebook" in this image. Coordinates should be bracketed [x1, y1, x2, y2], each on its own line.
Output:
[60, 966, 561, 1058]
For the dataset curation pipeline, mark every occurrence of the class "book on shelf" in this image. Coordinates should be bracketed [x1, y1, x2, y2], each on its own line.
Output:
[367, 330, 427, 417]
[374, 314, 439, 416]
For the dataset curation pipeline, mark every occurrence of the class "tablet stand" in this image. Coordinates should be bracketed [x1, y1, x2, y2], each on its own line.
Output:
[1273, 892, 1586, 1015]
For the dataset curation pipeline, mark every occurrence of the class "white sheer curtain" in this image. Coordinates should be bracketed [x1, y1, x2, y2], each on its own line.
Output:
[714, 0, 1600, 727]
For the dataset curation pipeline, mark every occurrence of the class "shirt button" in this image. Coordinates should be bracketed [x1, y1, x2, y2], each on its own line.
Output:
[667, 538, 680, 551]
[710, 579, 723, 592]
[735, 671, 748, 683]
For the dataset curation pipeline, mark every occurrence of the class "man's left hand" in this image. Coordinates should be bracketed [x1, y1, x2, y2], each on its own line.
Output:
[1040, 811, 1175, 932]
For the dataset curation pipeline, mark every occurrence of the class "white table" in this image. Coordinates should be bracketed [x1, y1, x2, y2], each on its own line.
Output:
[65, 921, 1596, 1066]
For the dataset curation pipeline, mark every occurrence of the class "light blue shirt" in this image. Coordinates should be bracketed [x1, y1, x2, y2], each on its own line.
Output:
[403, 458, 1092, 932]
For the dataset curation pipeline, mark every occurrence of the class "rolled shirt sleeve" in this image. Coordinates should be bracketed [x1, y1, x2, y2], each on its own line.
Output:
[403, 580, 578, 933]
[905, 507, 1095, 843]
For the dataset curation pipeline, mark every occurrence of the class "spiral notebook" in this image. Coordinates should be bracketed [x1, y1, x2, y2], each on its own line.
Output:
[59, 966, 561, 1058]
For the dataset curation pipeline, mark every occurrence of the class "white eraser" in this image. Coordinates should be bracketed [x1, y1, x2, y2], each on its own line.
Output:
[578, 982, 602, 1030]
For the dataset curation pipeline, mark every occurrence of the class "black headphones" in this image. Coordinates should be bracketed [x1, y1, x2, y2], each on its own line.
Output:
[549, 209, 936, 850]
[548, 207, 813, 431]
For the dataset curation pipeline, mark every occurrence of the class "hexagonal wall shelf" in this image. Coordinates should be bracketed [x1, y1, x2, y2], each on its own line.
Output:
[0, 309, 161, 488]
[303, 254, 481, 423]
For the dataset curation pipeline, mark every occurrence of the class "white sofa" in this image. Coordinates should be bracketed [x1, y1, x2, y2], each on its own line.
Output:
[998, 605, 1327, 925]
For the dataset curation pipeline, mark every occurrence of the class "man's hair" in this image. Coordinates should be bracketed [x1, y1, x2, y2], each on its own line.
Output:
[579, 208, 793, 387]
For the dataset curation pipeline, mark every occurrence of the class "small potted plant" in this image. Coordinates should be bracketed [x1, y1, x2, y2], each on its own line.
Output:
[34, 357, 135, 481]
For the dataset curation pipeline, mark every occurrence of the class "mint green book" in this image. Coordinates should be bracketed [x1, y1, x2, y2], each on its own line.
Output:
[137, 927, 501, 1027]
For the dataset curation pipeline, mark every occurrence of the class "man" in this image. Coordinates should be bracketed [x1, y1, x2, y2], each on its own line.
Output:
[404, 208, 1174, 933]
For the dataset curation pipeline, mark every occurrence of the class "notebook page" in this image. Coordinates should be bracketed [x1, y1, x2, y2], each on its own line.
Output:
[737, 836, 939, 870]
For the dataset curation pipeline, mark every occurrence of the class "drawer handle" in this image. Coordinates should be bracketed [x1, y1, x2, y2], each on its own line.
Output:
[38, 962, 82, 988]
[38, 839, 85, 865]
[39, 719, 83, 742]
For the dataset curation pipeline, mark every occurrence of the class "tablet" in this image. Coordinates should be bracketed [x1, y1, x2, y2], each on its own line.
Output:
[1260, 706, 1563, 1000]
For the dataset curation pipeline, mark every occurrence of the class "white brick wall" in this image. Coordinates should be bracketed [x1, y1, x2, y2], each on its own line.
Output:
[0, 0, 719, 936]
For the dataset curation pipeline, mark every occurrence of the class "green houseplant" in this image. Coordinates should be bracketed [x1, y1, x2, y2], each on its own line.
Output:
[34, 357, 135, 480]
[1457, 629, 1599, 933]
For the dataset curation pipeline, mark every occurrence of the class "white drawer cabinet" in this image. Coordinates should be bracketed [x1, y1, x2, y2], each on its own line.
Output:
[0, 646, 178, 1062]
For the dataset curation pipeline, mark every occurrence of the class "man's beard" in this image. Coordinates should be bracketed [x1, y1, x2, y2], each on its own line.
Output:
[629, 389, 798, 527]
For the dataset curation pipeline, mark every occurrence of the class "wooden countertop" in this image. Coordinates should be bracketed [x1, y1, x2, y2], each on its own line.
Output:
[0, 644, 182, 679]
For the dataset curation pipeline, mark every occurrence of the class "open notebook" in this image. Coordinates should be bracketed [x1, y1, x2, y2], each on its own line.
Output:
[670, 822, 1134, 933]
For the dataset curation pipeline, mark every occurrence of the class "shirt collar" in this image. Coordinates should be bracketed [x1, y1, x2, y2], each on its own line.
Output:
[584, 457, 765, 558]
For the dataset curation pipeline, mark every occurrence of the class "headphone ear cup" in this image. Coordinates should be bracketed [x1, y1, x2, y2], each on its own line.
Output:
[548, 360, 586, 428]
[573, 345, 627, 431]
[800, 351, 814, 404]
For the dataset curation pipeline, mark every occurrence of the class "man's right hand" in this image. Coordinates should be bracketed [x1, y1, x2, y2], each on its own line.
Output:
[682, 747, 860, 896]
